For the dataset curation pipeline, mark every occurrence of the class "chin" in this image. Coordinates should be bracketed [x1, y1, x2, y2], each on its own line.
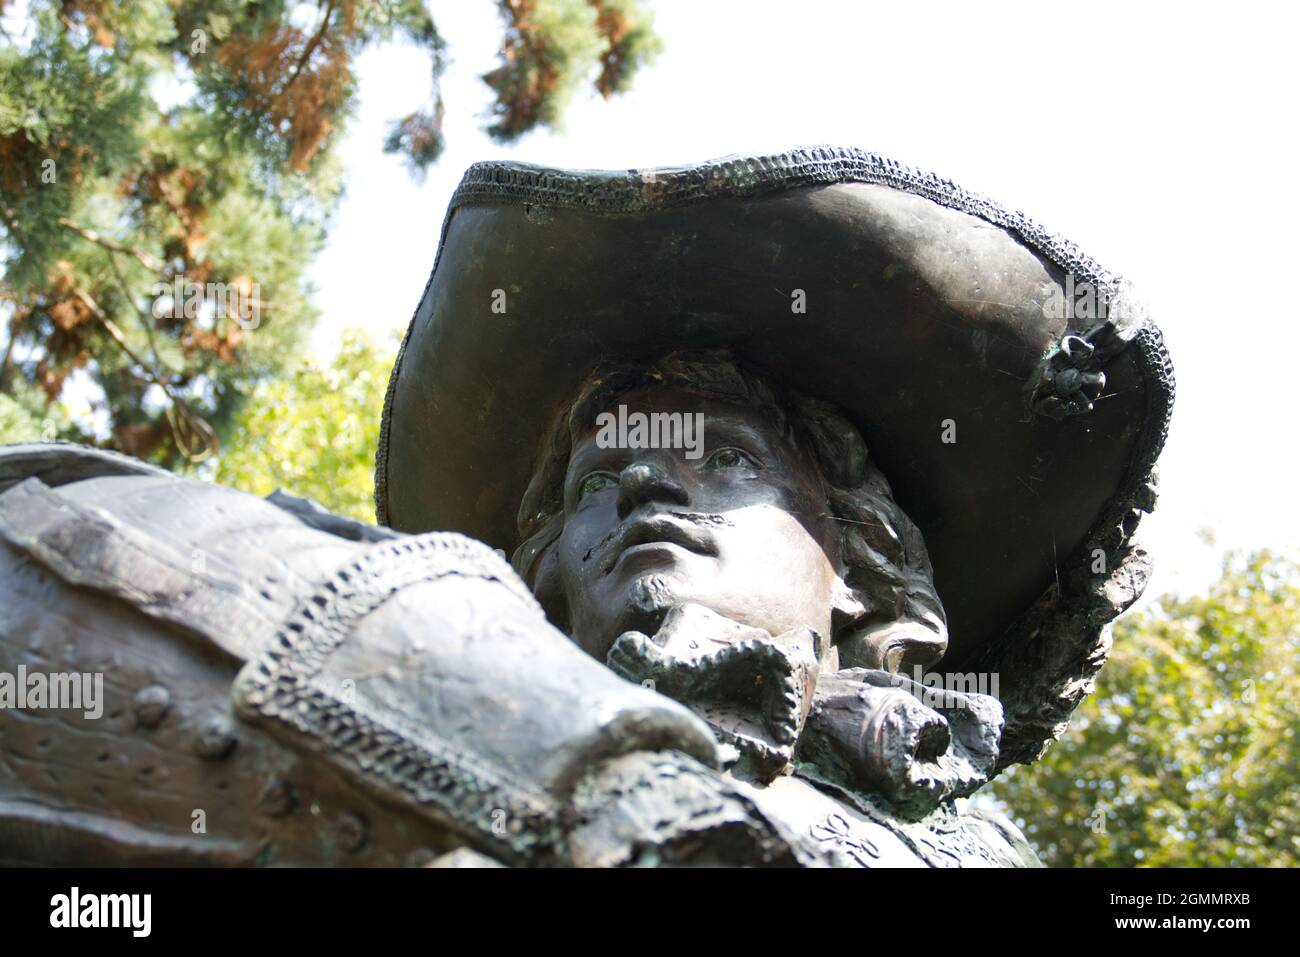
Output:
[594, 573, 680, 650]
[627, 573, 678, 618]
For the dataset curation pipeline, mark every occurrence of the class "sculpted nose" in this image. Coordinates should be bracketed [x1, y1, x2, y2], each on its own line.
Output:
[617, 462, 689, 519]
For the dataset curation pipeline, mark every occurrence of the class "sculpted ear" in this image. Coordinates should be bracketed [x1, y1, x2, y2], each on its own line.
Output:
[838, 616, 948, 674]
[829, 571, 949, 674]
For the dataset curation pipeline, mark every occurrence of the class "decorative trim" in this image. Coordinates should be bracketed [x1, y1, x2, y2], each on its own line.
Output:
[447, 147, 1123, 290]
[233, 532, 563, 863]
[375, 145, 1160, 527]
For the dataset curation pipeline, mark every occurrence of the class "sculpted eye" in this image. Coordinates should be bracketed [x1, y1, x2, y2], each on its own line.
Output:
[577, 472, 618, 500]
[704, 447, 758, 471]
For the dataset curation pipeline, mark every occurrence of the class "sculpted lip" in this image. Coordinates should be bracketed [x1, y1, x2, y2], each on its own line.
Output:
[600, 514, 720, 575]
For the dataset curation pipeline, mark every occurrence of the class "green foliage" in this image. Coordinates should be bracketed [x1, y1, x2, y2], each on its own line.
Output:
[484, 0, 662, 140]
[0, 375, 74, 442]
[0, 392, 43, 442]
[590, 0, 663, 97]
[991, 550, 1300, 867]
[1, 1, 660, 466]
[203, 328, 394, 522]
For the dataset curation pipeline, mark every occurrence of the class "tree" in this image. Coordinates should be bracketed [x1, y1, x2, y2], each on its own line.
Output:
[484, 0, 662, 140]
[990, 549, 1299, 867]
[204, 327, 393, 521]
[1, 0, 660, 466]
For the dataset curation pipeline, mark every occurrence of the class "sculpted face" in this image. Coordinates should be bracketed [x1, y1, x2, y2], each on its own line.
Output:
[554, 384, 843, 661]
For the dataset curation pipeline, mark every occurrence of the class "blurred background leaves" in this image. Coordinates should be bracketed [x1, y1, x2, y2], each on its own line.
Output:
[0, 0, 659, 466]
[990, 549, 1299, 867]
[203, 325, 392, 520]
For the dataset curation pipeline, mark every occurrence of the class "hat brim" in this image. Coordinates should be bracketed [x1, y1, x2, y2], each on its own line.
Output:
[377, 148, 1171, 728]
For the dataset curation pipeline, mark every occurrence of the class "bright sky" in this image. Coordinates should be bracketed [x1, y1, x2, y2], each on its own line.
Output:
[311, 0, 1296, 602]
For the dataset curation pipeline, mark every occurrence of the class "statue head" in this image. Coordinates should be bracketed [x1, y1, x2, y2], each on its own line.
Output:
[511, 353, 948, 672]
[377, 149, 1172, 770]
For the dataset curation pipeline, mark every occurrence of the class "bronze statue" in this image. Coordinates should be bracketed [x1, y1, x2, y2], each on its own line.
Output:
[0, 147, 1173, 867]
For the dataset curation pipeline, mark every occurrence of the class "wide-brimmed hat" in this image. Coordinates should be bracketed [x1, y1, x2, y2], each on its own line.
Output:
[376, 147, 1173, 767]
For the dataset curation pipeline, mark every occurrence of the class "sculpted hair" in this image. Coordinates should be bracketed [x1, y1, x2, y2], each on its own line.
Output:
[511, 352, 948, 670]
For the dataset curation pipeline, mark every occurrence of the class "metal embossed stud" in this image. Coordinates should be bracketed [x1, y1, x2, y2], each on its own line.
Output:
[132, 684, 171, 729]
[336, 812, 368, 853]
[258, 778, 296, 818]
[193, 713, 238, 760]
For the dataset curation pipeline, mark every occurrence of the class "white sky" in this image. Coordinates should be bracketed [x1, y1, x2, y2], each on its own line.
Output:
[311, 0, 1297, 601]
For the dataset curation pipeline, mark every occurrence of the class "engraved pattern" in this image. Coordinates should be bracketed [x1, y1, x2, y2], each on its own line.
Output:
[797, 764, 1012, 868]
[810, 812, 882, 868]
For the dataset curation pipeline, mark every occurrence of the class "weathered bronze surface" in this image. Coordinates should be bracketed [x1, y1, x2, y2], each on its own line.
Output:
[0, 148, 1173, 866]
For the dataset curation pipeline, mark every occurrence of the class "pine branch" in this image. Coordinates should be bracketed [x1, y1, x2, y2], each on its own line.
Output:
[58, 218, 164, 272]
[72, 289, 165, 390]
[281, 0, 336, 95]
[0, 319, 15, 395]
[105, 250, 171, 376]
[72, 288, 216, 461]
